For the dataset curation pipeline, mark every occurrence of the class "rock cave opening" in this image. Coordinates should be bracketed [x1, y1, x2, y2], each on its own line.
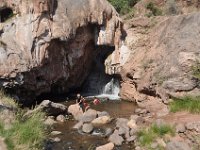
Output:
[35, 44, 121, 103]
[0, 7, 14, 23]
[80, 45, 120, 99]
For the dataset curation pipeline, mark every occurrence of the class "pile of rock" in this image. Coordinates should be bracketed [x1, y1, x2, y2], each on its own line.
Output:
[68, 103, 147, 149]
[68, 104, 112, 134]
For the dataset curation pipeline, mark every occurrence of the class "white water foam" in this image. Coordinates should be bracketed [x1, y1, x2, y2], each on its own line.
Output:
[86, 78, 120, 100]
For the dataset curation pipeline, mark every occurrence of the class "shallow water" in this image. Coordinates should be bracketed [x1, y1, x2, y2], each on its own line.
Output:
[49, 99, 136, 150]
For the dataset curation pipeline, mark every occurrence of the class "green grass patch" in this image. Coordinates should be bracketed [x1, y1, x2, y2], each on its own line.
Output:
[170, 96, 200, 113]
[151, 124, 175, 137]
[0, 91, 46, 150]
[137, 124, 175, 148]
[0, 111, 46, 150]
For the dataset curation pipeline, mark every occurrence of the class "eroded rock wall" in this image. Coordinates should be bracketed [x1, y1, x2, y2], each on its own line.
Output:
[120, 14, 200, 102]
[0, 0, 123, 103]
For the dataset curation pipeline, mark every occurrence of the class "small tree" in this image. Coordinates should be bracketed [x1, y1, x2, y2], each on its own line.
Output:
[108, 0, 140, 15]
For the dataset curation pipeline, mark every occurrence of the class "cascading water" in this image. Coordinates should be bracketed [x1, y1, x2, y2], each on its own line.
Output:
[81, 46, 120, 100]
[101, 78, 120, 99]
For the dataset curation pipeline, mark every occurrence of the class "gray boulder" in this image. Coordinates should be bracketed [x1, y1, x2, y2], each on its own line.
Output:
[73, 121, 83, 130]
[108, 130, 124, 146]
[80, 109, 97, 123]
[82, 123, 94, 133]
[97, 111, 110, 117]
[26, 100, 67, 117]
[166, 141, 191, 150]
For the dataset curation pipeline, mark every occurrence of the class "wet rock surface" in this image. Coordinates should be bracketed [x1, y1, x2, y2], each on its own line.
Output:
[82, 123, 94, 133]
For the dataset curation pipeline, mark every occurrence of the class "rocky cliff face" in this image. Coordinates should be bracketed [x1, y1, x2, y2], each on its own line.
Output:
[0, 0, 123, 103]
[120, 14, 200, 102]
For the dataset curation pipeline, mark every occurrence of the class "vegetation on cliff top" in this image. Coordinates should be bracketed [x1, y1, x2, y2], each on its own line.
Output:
[146, 2, 162, 17]
[108, 0, 139, 14]
[0, 91, 46, 150]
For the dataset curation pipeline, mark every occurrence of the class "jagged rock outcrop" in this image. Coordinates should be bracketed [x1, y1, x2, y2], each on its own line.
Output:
[0, 0, 123, 103]
[120, 13, 200, 102]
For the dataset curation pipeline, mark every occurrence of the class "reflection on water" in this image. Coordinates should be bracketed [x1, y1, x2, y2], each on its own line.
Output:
[49, 99, 136, 150]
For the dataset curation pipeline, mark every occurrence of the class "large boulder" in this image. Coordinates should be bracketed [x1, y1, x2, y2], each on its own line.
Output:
[80, 109, 97, 123]
[108, 130, 124, 146]
[25, 100, 67, 116]
[68, 104, 83, 120]
[73, 121, 83, 130]
[82, 123, 94, 133]
[0, 0, 123, 104]
[91, 116, 112, 126]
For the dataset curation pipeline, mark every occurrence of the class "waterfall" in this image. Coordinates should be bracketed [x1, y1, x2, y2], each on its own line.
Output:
[101, 78, 120, 99]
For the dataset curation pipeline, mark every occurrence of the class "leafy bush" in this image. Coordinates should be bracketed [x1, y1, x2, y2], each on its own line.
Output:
[108, 0, 139, 15]
[170, 96, 200, 113]
[146, 2, 162, 17]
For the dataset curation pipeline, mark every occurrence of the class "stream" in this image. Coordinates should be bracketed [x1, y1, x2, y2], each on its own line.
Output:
[49, 98, 136, 150]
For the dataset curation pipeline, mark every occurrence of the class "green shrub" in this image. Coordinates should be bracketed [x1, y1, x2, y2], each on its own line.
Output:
[137, 124, 175, 148]
[138, 129, 156, 146]
[0, 91, 46, 150]
[151, 124, 175, 137]
[170, 96, 200, 113]
[12, 111, 46, 149]
[0, 110, 46, 150]
[146, 2, 162, 16]
[108, 0, 139, 15]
